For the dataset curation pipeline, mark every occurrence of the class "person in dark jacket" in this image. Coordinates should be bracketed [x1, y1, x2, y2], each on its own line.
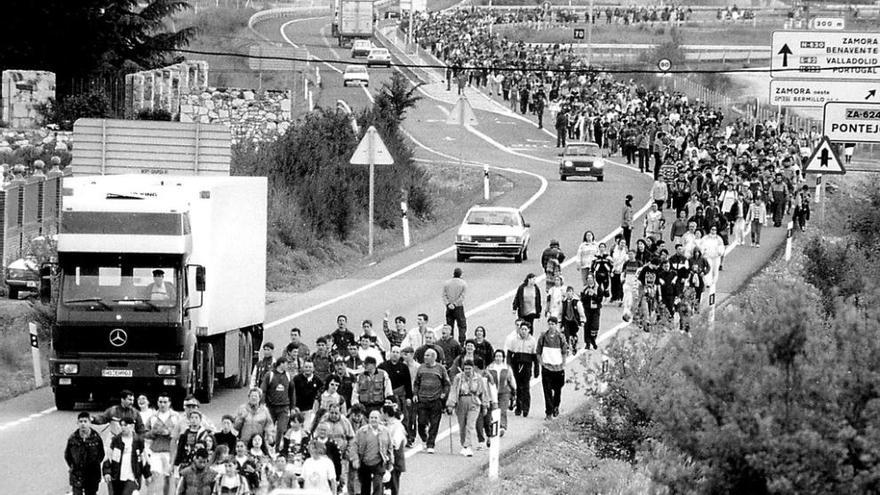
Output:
[261, 357, 296, 447]
[512, 273, 543, 332]
[65, 412, 105, 495]
[580, 274, 603, 350]
[175, 448, 215, 495]
[102, 417, 150, 495]
[91, 389, 145, 436]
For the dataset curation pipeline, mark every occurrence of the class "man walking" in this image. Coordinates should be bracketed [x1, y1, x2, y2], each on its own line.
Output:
[65, 412, 105, 495]
[349, 410, 394, 495]
[102, 417, 151, 495]
[413, 349, 450, 453]
[144, 392, 178, 495]
[555, 107, 568, 148]
[261, 357, 296, 447]
[352, 356, 394, 415]
[504, 322, 539, 417]
[174, 448, 215, 495]
[442, 267, 468, 345]
[537, 317, 570, 420]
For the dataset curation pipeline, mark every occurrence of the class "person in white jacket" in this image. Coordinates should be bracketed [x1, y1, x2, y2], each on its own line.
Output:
[575, 231, 599, 286]
[701, 225, 726, 288]
[650, 178, 669, 211]
[746, 196, 768, 247]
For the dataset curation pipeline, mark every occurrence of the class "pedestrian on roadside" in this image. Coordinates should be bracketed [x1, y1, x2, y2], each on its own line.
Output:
[746, 195, 767, 247]
[145, 392, 179, 495]
[260, 357, 296, 447]
[412, 348, 450, 453]
[621, 195, 634, 247]
[486, 350, 517, 437]
[471, 326, 494, 371]
[352, 356, 394, 415]
[537, 317, 569, 420]
[250, 341, 275, 389]
[382, 404, 407, 495]
[442, 267, 468, 345]
[349, 410, 394, 495]
[65, 412, 105, 495]
[234, 388, 272, 447]
[92, 389, 146, 436]
[540, 239, 566, 291]
[512, 273, 542, 332]
[504, 322, 539, 418]
[559, 286, 585, 350]
[576, 230, 600, 286]
[103, 417, 151, 495]
[580, 276, 602, 350]
[446, 359, 491, 457]
[302, 440, 338, 495]
[174, 448, 215, 495]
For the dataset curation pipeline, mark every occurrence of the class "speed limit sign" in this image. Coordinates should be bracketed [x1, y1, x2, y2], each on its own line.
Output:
[657, 58, 672, 72]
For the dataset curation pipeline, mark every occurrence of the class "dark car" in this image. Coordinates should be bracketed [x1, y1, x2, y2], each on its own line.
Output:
[5, 256, 39, 299]
[559, 142, 605, 181]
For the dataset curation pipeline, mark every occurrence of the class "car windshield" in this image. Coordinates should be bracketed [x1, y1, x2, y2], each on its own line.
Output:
[465, 211, 520, 226]
[564, 145, 600, 157]
[60, 253, 181, 311]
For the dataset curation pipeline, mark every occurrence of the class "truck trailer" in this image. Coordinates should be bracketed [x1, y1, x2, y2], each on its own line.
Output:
[45, 174, 267, 409]
[338, 0, 375, 47]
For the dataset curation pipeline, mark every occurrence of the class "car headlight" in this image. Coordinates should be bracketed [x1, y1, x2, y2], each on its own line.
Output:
[156, 365, 178, 376]
[505, 236, 519, 243]
[594, 159, 605, 168]
[457, 235, 471, 242]
[58, 363, 79, 375]
[563, 160, 573, 168]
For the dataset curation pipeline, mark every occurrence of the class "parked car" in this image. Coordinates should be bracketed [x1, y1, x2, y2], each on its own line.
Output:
[342, 65, 370, 87]
[559, 141, 605, 181]
[454, 206, 530, 263]
[5, 256, 39, 299]
[366, 47, 392, 67]
[350, 39, 372, 58]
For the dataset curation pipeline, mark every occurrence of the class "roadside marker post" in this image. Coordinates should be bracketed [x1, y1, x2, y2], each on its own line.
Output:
[350, 126, 395, 256]
[401, 201, 411, 247]
[785, 221, 794, 261]
[483, 165, 490, 201]
[29, 322, 42, 387]
[708, 291, 716, 332]
[488, 408, 501, 479]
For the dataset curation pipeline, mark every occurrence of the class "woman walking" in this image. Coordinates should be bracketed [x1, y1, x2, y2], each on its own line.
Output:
[580, 274, 603, 350]
[486, 350, 517, 437]
[575, 231, 599, 286]
[512, 273, 542, 333]
[446, 360, 491, 457]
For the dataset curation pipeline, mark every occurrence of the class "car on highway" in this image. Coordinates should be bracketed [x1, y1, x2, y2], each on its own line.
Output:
[559, 141, 605, 181]
[454, 206, 530, 263]
[5, 256, 39, 299]
[350, 39, 372, 58]
[342, 65, 370, 86]
[366, 47, 392, 67]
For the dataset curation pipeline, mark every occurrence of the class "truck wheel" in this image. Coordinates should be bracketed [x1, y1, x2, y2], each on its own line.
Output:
[514, 250, 523, 263]
[597, 176, 604, 182]
[522, 246, 529, 261]
[54, 389, 76, 410]
[456, 250, 467, 262]
[234, 330, 253, 388]
[196, 343, 214, 404]
[7, 287, 18, 299]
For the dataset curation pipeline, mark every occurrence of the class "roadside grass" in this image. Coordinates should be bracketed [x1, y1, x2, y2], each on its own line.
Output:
[267, 162, 515, 292]
[495, 22, 776, 46]
[446, 403, 652, 495]
[0, 300, 49, 401]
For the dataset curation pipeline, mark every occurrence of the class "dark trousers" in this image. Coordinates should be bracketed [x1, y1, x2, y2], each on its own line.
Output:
[268, 405, 290, 447]
[358, 462, 386, 495]
[520, 313, 539, 334]
[403, 398, 416, 443]
[556, 128, 566, 147]
[611, 273, 623, 301]
[109, 480, 139, 495]
[416, 398, 443, 448]
[622, 226, 632, 248]
[72, 484, 99, 495]
[445, 305, 467, 345]
[541, 368, 565, 416]
[637, 148, 650, 171]
[389, 468, 402, 495]
[512, 363, 532, 416]
[652, 152, 663, 179]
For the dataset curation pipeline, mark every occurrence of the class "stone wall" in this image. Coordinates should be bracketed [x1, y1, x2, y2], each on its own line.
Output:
[1, 70, 56, 128]
[179, 88, 293, 144]
[124, 61, 209, 118]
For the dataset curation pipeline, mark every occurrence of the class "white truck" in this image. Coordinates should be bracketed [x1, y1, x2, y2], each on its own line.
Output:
[45, 165, 267, 409]
[338, 0, 375, 47]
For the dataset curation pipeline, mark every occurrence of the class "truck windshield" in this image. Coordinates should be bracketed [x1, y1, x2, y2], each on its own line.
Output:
[60, 254, 181, 311]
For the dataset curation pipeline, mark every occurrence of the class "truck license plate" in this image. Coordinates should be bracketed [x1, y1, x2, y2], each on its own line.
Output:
[26, 281, 37, 288]
[576, 167, 591, 172]
[102, 369, 133, 378]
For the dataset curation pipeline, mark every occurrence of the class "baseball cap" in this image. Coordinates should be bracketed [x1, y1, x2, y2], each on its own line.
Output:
[184, 398, 201, 407]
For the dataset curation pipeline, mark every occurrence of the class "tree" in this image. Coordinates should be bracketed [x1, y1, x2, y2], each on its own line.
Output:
[0, 1, 194, 90]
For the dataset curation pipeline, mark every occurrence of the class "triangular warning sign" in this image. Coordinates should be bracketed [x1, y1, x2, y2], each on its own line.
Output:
[350, 126, 394, 165]
[446, 97, 479, 126]
[803, 136, 846, 175]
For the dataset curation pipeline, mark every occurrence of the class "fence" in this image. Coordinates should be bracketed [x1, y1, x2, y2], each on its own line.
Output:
[62, 76, 129, 119]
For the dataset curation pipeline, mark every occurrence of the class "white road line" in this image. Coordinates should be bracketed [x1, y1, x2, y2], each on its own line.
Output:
[0, 406, 56, 432]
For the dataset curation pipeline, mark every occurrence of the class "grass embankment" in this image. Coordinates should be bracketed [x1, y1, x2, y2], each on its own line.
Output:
[0, 301, 49, 401]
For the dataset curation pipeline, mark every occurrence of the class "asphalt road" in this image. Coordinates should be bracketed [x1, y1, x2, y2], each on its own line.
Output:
[0, 11, 653, 495]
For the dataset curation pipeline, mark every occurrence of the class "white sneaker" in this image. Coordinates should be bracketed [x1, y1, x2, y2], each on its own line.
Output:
[426, 447, 435, 454]
[463, 447, 474, 457]
[460, 448, 467, 456]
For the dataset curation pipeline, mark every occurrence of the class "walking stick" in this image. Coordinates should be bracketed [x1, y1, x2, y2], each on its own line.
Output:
[448, 412, 454, 454]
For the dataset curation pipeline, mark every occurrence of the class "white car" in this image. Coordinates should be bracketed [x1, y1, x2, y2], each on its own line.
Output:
[366, 47, 392, 67]
[454, 206, 530, 263]
[350, 39, 372, 58]
[342, 65, 369, 87]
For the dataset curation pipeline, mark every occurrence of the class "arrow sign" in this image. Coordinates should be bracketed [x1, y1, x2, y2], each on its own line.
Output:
[803, 136, 846, 175]
[446, 96, 478, 126]
[867, 89, 877, 100]
[777, 43, 792, 67]
[350, 126, 394, 165]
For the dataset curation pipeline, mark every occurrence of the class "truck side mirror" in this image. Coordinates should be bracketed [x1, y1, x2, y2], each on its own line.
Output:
[39, 265, 52, 304]
[195, 266, 206, 292]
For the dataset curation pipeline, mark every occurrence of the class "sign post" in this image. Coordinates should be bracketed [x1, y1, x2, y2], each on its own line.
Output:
[401, 201, 411, 247]
[483, 165, 490, 201]
[771, 31, 880, 80]
[446, 96, 479, 185]
[350, 126, 395, 256]
[785, 221, 794, 261]
[802, 136, 846, 224]
[708, 292, 716, 332]
[29, 322, 42, 387]
[488, 408, 501, 479]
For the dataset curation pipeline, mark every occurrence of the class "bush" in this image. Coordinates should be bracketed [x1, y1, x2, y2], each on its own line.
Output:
[136, 108, 174, 121]
[36, 89, 113, 130]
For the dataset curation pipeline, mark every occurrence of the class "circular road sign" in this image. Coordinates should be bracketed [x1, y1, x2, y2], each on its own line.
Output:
[657, 59, 672, 72]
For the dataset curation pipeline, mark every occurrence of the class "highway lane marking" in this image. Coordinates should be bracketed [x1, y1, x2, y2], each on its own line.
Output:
[280, 19, 343, 75]
[0, 406, 56, 432]
[277, 16, 326, 49]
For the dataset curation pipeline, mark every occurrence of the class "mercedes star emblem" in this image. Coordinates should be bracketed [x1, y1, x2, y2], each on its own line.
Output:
[109, 328, 128, 347]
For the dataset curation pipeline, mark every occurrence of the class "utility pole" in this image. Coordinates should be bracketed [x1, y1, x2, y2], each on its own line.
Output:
[587, 0, 594, 69]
